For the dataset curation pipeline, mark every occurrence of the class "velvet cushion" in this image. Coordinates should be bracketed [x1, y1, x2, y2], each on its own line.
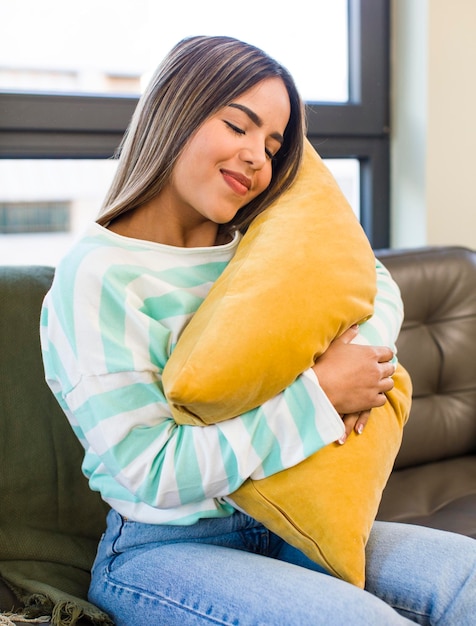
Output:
[162, 139, 377, 424]
[162, 140, 411, 587]
[230, 365, 412, 588]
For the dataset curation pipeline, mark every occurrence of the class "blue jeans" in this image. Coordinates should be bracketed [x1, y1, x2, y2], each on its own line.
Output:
[89, 509, 476, 625]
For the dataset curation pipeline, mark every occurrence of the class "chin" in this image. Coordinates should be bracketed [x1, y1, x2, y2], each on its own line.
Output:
[211, 208, 240, 225]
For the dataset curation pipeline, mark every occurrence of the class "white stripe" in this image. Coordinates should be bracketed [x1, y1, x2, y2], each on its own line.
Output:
[43, 299, 82, 389]
[85, 403, 173, 456]
[105, 496, 227, 524]
[300, 369, 345, 442]
[116, 434, 183, 508]
[191, 426, 231, 497]
[258, 394, 304, 465]
[216, 416, 264, 478]
[65, 369, 166, 413]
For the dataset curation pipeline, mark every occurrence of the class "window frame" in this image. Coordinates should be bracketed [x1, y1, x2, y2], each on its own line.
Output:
[0, 0, 390, 247]
[306, 0, 390, 247]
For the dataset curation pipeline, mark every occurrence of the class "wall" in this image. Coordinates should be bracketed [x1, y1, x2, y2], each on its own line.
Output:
[391, 0, 476, 249]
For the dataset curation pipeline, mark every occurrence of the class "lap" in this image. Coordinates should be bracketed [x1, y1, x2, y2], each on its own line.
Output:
[89, 511, 476, 626]
[95, 541, 415, 625]
[366, 520, 476, 625]
[89, 511, 412, 625]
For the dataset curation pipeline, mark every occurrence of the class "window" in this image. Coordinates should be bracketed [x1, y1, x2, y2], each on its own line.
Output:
[306, 0, 390, 247]
[0, 201, 70, 234]
[0, 0, 349, 102]
[0, 159, 117, 265]
[0, 0, 390, 265]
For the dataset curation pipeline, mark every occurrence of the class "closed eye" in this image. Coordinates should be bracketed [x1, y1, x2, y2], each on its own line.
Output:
[225, 121, 245, 135]
[225, 121, 276, 160]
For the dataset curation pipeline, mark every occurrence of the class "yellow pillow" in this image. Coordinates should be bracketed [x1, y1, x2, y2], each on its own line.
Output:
[162, 140, 377, 424]
[162, 139, 411, 588]
[230, 364, 412, 588]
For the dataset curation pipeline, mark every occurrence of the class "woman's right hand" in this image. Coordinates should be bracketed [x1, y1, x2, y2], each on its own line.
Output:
[312, 325, 395, 417]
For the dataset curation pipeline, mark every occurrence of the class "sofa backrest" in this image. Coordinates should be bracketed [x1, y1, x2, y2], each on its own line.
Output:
[376, 246, 476, 470]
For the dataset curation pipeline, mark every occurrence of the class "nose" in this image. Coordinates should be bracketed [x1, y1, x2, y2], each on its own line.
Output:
[239, 141, 267, 170]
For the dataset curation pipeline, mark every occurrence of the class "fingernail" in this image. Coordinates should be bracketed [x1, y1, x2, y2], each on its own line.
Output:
[356, 424, 364, 435]
[338, 434, 347, 445]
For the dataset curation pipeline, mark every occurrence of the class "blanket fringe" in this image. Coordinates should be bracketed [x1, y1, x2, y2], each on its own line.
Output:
[0, 577, 113, 626]
[18, 594, 112, 626]
[51, 602, 83, 626]
[0, 615, 50, 624]
[21, 595, 53, 621]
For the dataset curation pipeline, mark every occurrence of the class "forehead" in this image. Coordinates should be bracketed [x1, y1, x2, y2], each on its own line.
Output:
[226, 78, 291, 131]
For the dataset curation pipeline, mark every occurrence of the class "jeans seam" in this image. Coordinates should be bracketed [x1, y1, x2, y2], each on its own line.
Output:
[103, 575, 240, 626]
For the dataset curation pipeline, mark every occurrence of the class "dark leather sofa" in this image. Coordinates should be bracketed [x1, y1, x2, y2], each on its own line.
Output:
[376, 246, 476, 536]
[1, 245, 475, 624]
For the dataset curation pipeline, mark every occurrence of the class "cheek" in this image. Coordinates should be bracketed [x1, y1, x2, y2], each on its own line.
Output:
[256, 164, 273, 195]
[176, 129, 211, 172]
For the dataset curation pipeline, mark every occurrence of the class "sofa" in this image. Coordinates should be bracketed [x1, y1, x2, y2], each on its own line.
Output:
[375, 246, 476, 534]
[1, 245, 476, 625]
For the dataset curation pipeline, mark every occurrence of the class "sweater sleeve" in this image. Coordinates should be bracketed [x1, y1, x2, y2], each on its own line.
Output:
[47, 365, 343, 510]
[352, 257, 404, 355]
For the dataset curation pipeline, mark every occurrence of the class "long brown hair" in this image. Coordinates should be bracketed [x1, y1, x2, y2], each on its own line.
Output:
[97, 35, 306, 234]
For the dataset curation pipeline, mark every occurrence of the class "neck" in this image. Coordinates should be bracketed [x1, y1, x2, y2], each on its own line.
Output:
[107, 201, 221, 248]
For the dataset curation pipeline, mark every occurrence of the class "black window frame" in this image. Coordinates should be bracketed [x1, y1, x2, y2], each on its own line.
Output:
[0, 0, 390, 247]
[306, 0, 390, 247]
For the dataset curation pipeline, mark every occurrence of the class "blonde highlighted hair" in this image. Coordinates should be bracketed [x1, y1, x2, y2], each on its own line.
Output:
[97, 35, 306, 234]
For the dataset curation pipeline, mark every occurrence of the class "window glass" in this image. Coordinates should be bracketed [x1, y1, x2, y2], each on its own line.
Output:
[0, 158, 359, 266]
[0, 201, 71, 234]
[0, 0, 348, 102]
[326, 159, 360, 220]
[0, 160, 116, 266]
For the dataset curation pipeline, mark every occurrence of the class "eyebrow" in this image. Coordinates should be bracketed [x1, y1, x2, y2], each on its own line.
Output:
[228, 103, 284, 145]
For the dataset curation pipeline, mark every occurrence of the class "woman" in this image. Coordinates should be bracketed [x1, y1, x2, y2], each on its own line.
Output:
[40, 36, 476, 625]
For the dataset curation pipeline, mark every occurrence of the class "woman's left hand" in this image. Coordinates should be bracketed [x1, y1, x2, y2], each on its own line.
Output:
[338, 410, 372, 445]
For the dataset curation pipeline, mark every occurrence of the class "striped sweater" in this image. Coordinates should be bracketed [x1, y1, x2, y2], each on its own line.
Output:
[40, 223, 403, 525]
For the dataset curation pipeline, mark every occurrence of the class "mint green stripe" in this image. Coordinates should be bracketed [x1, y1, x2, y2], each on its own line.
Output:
[148, 321, 172, 370]
[142, 291, 204, 322]
[156, 261, 228, 288]
[358, 323, 384, 346]
[42, 340, 75, 396]
[84, 452, 137, 502]
[173, 429, 206, 504]
[76, 380, 166, 433]
[284, 377, 325, 457]
[99, 280, 135, 372]
[217, 430, 241, 491]
[49, 266, 79, 357]
[104, 422, 168, 476]
[98, 265, 145, 372]
[99, 262, 227, 373]
[39, 304, 48, 327]
[51, 234, 109, 358]
[242, 410, 283, 474]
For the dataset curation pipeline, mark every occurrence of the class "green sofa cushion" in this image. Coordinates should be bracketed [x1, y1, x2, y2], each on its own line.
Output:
[0, 266, 111, 625]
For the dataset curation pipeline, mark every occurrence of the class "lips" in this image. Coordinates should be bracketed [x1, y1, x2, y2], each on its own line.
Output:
[221, 169, 251, 197]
